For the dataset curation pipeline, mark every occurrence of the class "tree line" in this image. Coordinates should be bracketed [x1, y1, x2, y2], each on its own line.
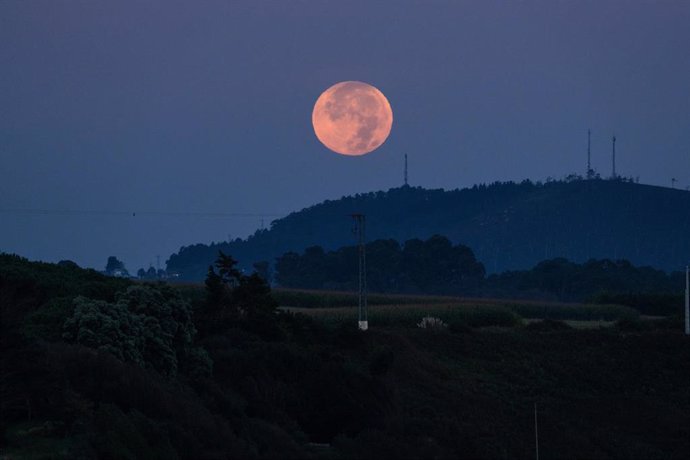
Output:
[275, 235, 485, 294]
[274, 236, 684, 312]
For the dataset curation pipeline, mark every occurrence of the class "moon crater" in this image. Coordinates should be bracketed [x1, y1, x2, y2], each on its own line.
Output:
[312, 81, 393, 156]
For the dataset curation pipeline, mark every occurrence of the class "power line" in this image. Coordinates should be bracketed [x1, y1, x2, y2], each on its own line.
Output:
[0, 208, 285, 218]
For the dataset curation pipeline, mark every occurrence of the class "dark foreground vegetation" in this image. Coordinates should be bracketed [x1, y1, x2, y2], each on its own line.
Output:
[2, 253, 689, 459]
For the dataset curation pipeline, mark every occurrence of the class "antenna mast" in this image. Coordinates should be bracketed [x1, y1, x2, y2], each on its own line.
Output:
[351, 214, 368, 331]
[587, 129, 592, 179]
[611, 135, 617, 179]
[404, 154, 408, 187]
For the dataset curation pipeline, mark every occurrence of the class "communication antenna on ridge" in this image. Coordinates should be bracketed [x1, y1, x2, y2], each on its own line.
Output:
[351, 214, 368, 330]
[586, 129, 592, 179]
[404, 154, 409, 187]
[611, 135, 617, 179]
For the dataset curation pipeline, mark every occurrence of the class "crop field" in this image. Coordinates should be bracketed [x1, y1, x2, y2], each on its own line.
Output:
[172, 285, 643, 328]
[272, 288, 458, 308]
[274, 288, 640, 328]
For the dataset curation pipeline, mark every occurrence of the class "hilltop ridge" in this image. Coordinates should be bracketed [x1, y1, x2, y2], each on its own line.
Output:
[167, 179, 690, 280]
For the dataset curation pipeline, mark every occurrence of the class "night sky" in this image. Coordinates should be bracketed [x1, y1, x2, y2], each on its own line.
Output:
[2, 1, 689, 272]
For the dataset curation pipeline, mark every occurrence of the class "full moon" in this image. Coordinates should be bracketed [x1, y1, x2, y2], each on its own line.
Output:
[312, 81, 393, 156]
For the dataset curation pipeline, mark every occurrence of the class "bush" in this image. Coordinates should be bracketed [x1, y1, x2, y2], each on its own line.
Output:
[417, 316, 448, 331]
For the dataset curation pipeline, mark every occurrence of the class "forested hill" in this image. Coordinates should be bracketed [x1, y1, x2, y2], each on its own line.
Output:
[167, 179, 690, 280]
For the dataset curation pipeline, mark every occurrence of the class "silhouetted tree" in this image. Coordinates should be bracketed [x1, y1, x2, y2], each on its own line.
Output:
[274, 252, 303, 287]
[234, 273, 278, 316]
[215, 251, 241, 286]
[253, 260, 271, 283]
[197, 251, 277, 336]
[105, 256, 128, 276]
[204, 264, 226, 308]
[57, 260, 79, 269]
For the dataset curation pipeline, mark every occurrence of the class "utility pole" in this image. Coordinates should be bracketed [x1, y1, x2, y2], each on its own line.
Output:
[685, 265, 690, 335]
[351, 214, 368, 331]
[534, 403, 540, 460]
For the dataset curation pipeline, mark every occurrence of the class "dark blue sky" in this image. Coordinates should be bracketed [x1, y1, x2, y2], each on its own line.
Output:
[2, 1, 689, 271]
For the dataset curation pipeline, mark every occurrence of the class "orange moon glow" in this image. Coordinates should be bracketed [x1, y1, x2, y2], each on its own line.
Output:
[312, 81, 393, 156]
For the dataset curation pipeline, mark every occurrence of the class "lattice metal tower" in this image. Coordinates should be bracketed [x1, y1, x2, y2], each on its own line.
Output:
[587, 129, 592, 179]
[351, 214, 368, 330]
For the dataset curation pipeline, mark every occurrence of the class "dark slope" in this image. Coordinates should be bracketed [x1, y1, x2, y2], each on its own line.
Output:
[4, 255, 690, 459]
[167, 179, 690, 280]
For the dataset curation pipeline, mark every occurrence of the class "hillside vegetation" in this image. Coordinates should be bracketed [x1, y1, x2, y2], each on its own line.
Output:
[2, 253, 690, 459]
[166, 179, 690, 280]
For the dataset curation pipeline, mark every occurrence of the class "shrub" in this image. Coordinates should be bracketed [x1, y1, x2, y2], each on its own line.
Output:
[417, 316, 447, 330]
